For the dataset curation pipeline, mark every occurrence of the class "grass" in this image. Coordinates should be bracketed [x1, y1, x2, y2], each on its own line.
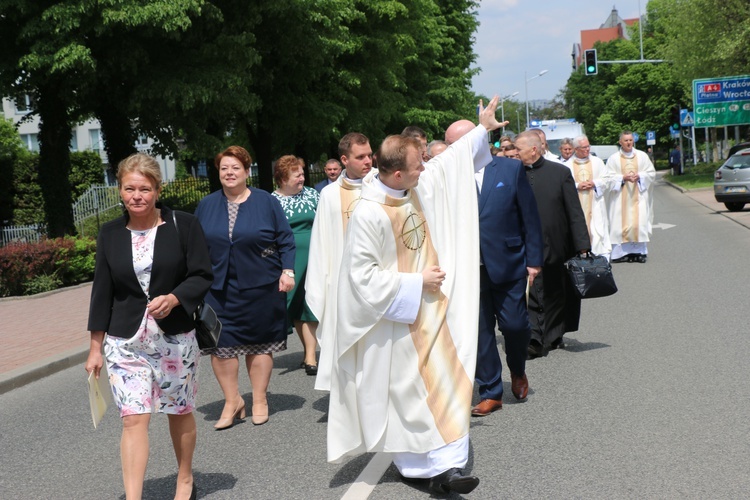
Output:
[663, 161, 720, 190]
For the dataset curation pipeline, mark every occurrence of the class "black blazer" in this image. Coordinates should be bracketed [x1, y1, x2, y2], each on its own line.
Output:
[87, 207, 213, 338]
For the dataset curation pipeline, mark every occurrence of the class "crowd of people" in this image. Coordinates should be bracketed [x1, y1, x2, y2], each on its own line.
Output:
[84, 96, 656, 498]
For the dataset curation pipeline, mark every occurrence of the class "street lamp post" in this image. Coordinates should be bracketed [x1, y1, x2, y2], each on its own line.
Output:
[500, 91, 519, 134]
[524, 69, 548, 128]
[516, 109, 521, 134]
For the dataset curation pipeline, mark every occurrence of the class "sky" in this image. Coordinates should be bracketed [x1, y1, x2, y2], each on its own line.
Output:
[471, 1, 642, 104]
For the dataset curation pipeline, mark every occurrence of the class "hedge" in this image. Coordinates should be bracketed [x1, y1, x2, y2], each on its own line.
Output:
[0, 237, 96, 297]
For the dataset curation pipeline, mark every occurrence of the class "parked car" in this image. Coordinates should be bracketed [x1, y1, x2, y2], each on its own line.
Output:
[714, 148, 750, 211]
[727, 142, 750, 158]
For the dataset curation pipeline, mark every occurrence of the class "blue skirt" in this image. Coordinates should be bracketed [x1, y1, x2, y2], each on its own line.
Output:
[205, 258, 288, 348]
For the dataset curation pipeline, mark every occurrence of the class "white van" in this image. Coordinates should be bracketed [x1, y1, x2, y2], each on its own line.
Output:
[528, 119, 584, 158]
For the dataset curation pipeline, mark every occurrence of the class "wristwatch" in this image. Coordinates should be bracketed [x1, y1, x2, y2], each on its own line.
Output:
[282, 270, 295, 278]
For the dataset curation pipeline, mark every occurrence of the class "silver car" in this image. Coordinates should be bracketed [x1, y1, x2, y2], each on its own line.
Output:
[714, 148, 750, 211]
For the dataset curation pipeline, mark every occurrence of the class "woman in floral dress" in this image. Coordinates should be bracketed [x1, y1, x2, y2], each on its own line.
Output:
[272, 155, 320, 375]
[86, 153, 213, 500]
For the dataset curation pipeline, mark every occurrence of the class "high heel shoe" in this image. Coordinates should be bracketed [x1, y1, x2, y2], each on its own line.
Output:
[189, 483, 197, 500]
[214, 401, 246, 430]
[251, 402, 269, 425]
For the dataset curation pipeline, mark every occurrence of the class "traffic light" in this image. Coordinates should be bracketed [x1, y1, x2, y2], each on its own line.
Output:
[584, 49, 598, 76]
[670, 105, 680, 130]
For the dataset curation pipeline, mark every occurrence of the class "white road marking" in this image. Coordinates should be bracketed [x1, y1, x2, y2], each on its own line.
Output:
[341, 452, 393, 500]
[653, 222, 676, 230]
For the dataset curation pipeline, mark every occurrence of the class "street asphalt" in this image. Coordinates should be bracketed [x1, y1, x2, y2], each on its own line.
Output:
[2, 172, 750, 499]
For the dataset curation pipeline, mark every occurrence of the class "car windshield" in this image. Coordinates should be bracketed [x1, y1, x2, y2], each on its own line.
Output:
[725, 153, 750, 169]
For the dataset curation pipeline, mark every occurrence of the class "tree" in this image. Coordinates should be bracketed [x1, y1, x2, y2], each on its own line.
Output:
[562, 22, 686, 147]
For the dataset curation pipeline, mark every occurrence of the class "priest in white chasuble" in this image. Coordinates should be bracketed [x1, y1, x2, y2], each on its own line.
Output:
[604, 131, 656, 263]
[327, 98, 504, 495]
[564, 134, 613, 259]
[306, 132, 373, 391]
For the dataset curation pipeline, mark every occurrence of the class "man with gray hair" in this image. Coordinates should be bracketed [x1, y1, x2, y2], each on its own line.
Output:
[515, 130, 590, 358]
[426, 140, 448, 159]
[564, 135, 612, 258]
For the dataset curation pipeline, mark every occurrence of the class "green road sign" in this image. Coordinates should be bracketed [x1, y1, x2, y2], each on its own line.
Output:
[693, 75, 750, 127]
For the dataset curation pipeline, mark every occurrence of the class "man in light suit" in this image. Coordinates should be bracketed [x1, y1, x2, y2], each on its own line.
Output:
[445, 120, 544, 417]
[314, 158, 343, 192]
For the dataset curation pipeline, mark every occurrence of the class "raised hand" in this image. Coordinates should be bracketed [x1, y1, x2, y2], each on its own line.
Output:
[478, 96, 510, 132]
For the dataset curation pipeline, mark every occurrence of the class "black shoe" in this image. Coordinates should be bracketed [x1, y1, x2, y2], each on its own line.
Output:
[527, 340, 545, 359]
[189, 483, 197, 500]
[636, 254, 647, 263]
[304, 363, 318, 376]
[550, 337, 565, 350]
[429, 468, 480, 494]
[611, 256, 628, 263]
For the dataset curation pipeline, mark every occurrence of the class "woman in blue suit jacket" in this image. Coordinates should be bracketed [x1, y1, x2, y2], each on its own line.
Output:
[195, 146, 295, 428]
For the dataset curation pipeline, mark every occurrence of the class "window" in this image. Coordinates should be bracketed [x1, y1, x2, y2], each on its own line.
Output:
[70, 131, 78, 152]
[14, 95, 34, 114]
[20, 134, 39, 152]
[89, 129, 102, 153]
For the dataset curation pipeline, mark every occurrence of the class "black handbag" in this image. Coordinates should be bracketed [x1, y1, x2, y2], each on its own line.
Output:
[194, 301, 222, 349]
[172, 212, 222, 348]
[564, 252, 618, 299]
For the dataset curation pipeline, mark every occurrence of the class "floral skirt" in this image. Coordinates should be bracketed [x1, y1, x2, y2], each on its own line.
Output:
[104, 311, 200, 417]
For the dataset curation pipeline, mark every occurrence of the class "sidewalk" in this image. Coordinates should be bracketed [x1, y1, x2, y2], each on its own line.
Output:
[665, 178, 750, 229]
[0, 283, 91, 394]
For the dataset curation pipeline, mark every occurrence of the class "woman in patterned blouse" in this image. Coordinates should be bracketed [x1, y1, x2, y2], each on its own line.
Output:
[272, 156, 320, 376]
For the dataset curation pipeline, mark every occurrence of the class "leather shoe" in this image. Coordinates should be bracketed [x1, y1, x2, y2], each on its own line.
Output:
[510, 372, 529, 400]
[429, 468, 480, 494]
[471, 398, 502, 416]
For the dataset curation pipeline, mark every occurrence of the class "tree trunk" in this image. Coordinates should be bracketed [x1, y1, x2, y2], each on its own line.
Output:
[96, 101, 137, 170]
[248, 122, 274, 193]
[36, 83, 75, 237]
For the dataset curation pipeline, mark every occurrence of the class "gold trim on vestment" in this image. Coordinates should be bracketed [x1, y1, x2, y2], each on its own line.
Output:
[573, 160, 594, 241]
[619, 155, 640, 242]
[338, 178, 362, 233]
[380, 194, 471, 444]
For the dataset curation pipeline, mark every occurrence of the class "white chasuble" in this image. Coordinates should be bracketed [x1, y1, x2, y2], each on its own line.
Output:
[306, 175, 364, 392]
[327, 125, 486, 463]
[564, 155, 612, 256]
[604, 149, 655, 245]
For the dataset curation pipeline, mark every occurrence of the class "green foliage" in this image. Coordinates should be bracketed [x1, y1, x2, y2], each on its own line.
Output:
[564, 32, 686, 147]
[78, 206, 123, 239]
[0, 236, 96, 297]
[9, 151, 105, 226]
[23, 274, 63, 295]
[160, 177, 212, 213]
[69, 151, 106, 199]
[649, 0, 750, 85]
[12, 154, 44, 226]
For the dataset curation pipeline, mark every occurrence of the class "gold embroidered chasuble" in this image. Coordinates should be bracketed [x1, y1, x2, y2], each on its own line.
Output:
[327, 125, 484, 463]
[306, 174, 364, 392]
[604, 148, 656, 246]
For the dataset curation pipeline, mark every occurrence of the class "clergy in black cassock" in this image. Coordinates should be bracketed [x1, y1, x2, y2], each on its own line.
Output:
[514, 131, 591, 358]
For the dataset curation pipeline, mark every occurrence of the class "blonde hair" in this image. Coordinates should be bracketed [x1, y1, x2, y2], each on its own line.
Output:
[117, 153, 163, 189]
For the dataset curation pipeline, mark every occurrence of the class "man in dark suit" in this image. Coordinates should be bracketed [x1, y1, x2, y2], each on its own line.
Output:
[445, 121, 544, 417]
[314, 158, 343, 192]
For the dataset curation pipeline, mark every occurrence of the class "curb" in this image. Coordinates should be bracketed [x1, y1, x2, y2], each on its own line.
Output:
[0, 281, 92, 303]
[0, 345, 88, 395]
